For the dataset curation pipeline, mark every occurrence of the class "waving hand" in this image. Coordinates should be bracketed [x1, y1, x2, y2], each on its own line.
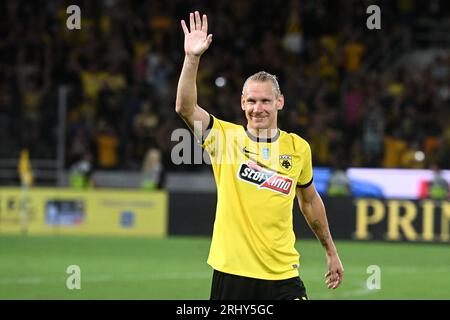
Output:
[181, 11, 213, 57]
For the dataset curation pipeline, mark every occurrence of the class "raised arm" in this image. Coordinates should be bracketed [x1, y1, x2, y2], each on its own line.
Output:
[296, 183, 344, 289]
[176, 11, 213, 138]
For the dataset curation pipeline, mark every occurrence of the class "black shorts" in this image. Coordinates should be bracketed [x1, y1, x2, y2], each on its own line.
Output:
[210, 270, 308, 300]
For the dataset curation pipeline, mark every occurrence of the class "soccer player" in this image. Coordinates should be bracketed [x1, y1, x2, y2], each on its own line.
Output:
[176, 11, 344, 300]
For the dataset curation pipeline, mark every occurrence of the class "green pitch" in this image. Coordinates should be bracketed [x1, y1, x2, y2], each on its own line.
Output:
[0, 235, 448, 299]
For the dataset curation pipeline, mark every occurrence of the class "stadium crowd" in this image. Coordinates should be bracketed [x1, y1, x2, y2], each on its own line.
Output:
[0, 0, 449, 174]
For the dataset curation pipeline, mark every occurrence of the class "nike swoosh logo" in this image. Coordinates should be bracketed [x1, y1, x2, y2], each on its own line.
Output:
[242, 147, 258, 155]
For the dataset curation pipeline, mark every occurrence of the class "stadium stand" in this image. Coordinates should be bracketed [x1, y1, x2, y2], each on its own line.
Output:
[0, 0, 448, 186]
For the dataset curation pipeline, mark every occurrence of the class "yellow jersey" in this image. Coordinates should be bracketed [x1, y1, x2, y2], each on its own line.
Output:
[202, 115, 313, 280]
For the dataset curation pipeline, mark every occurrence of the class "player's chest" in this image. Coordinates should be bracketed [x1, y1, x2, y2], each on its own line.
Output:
[227, 141, 302, 196]
[236, 141, 302, 176]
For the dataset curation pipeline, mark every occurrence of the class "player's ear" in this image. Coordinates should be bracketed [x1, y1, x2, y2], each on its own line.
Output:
[241, 94, 246, 111]
[276, 94, 284, 111]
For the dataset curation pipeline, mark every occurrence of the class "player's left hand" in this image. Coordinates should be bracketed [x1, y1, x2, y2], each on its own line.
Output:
[325, 253, 344, 289]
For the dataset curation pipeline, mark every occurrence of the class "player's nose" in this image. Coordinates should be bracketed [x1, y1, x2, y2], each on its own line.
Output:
[253, 102, 264, 113]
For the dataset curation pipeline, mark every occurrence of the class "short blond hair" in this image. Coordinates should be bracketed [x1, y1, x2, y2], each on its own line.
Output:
[242, 71, 281, 97]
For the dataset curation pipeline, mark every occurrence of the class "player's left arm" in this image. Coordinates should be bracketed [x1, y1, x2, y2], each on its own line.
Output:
[296, 183, 344, 289]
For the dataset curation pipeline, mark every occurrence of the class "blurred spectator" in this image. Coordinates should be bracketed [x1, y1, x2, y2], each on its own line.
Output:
[69, 152, 94, 189]
[94, 119, 120, 169]
[383, 133, 407, 168]
[327, 163, 351, 197]
[343, 79, 364, 135]
[428, 164, 449, 200]
[141, 148, 164, 190]
[129, 100, 159, 165]
[308, 113, 332, 166]
[362, 100, 385, 166]
[133, 100, 159, 137]
[343, 33, 366, 73]
[282, 0, 304, 54]
[433, 133, 450, 169]
[18, 148, 33, 187]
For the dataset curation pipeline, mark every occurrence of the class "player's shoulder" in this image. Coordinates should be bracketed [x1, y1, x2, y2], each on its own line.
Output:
[282, 130, 311, 151]
[211, 115, 243, 130]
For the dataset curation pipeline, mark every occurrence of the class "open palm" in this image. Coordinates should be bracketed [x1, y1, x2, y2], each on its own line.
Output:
[181, 11, 213, 57]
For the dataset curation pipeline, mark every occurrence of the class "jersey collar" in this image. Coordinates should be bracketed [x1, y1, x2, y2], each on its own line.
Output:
[244, 126, 280, 143]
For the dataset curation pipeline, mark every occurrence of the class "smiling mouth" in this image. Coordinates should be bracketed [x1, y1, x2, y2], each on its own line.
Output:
[251, 116, 267, 120]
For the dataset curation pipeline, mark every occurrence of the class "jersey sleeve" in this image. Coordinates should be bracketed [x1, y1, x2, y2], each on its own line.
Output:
[297, 141, 313, 188]
[201, 115, 225, 160]
[200, 114, 215, 147]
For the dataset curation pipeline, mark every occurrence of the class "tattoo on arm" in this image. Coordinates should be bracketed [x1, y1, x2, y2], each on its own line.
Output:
[310, 219, 331, 248]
